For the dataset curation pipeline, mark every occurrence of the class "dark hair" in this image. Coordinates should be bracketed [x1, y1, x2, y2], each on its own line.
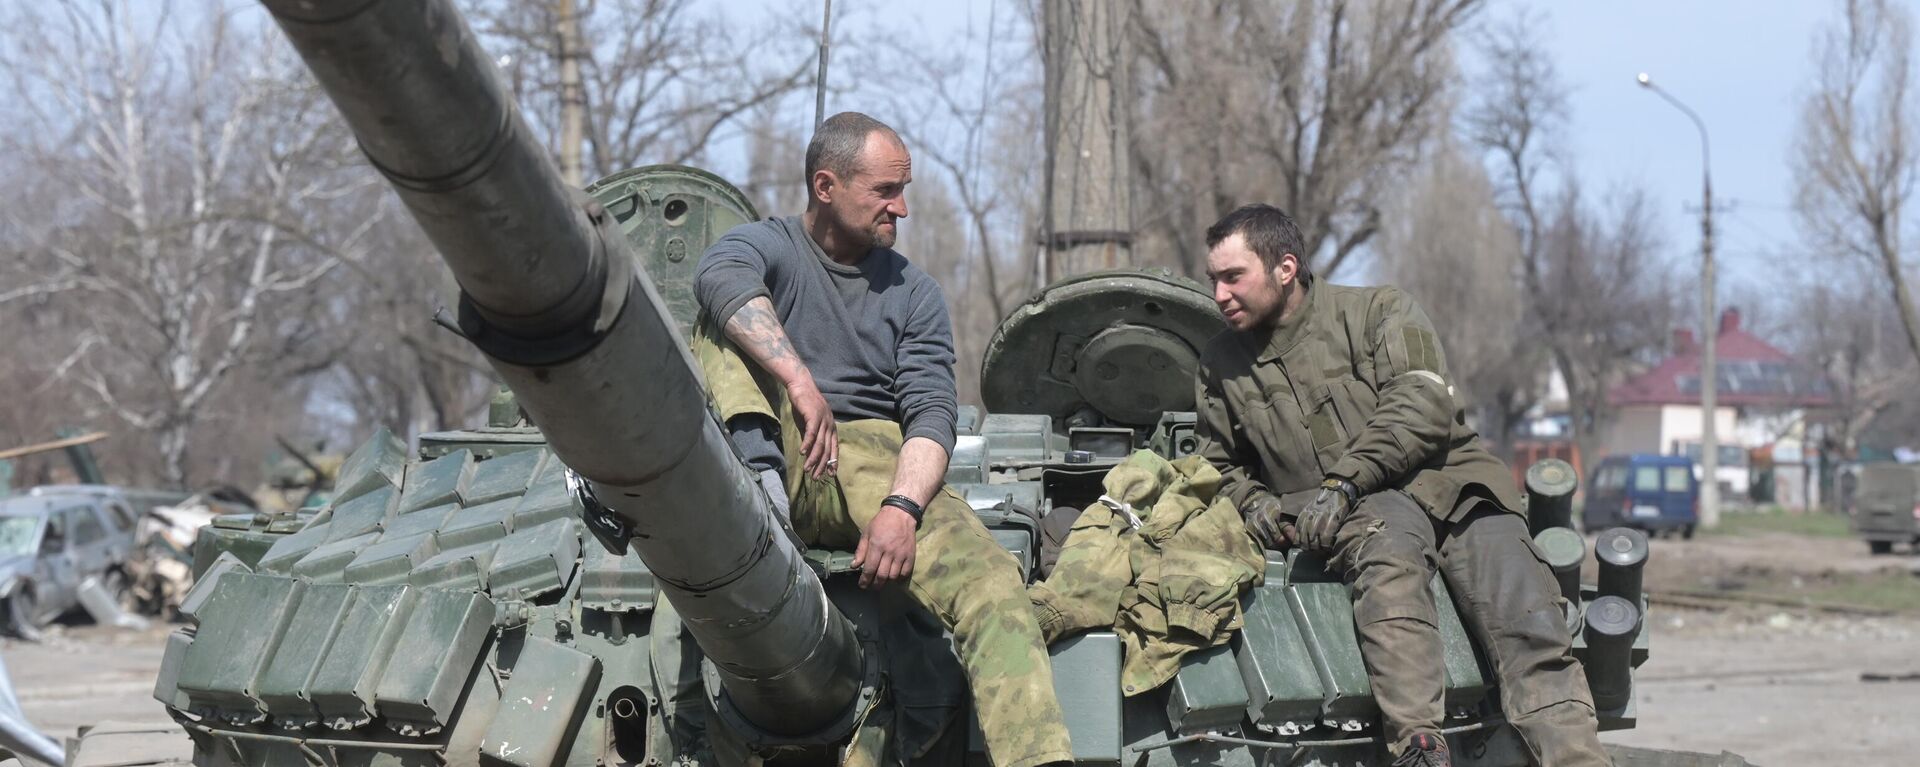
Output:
[1205, 203, 1308, 275]
[804, 111, 902, 187]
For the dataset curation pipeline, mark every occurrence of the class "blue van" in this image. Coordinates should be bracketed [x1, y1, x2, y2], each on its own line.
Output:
[1582, 454, 1700, 538]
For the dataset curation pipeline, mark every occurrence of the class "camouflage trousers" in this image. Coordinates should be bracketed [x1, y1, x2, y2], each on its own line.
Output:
[690, 319, 1073, 767]
[1332, 490, 1609, 766]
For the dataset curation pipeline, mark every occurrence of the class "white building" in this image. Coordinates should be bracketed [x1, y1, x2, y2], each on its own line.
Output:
[1598, 309, 1833, 509]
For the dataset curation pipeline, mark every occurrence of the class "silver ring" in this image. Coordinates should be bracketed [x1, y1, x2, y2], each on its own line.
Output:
[826, 459, 838, 467]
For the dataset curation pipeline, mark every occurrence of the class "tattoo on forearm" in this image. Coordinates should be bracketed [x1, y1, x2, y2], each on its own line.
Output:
[727, 299, 801, 373]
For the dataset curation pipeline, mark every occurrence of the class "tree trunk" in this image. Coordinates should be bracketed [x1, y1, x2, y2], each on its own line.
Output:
[1043, 0, 1133, 281]
[556, 0, 585, 187]
[159, 418, 191, 491]
[1877, 240, 1920, 369]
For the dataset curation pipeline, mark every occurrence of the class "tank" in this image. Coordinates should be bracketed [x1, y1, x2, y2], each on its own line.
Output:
[106, 0, 1730, 765]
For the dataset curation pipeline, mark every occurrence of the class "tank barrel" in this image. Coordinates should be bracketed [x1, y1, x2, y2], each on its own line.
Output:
[257, 0, 863, 738]
[1524, 458, 1578, 534]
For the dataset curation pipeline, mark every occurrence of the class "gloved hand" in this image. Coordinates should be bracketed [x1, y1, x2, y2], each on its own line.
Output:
[1242, 492, 1297, 550]
[1297, 478, 1358, 551]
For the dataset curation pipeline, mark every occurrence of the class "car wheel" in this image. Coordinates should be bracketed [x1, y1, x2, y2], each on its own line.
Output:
[1868, 540, 1893, 555]
[1681, 525, 1695, 540]
[5, 585, 44, 641]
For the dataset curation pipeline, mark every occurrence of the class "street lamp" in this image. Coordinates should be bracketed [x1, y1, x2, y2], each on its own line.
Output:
[1637, 72, 1720, 529]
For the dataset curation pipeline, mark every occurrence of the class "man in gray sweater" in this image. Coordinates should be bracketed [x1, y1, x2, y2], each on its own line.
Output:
[687, 112, 1072, 767]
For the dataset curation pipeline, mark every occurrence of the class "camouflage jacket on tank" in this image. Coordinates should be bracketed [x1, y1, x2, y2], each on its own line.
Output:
[1030, 451, 1264, 694]
[1192, 278, 1525, 522]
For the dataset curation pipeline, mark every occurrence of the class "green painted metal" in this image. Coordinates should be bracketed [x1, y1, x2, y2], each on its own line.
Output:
[374, 589, 495, 733]
[175, 573, 305, 722]
[324, 484, 398, 543]
[585, 164, 760, 338]
[1235, 574, 1325, 725]
[1048, 631, 1124, 763]
[396, 449, 475, 514]
[256, 582, 354, 724]
[461, 448, 546, 505]
[1164, 643, 1250, 734]
[981, 269, 1224, 428]
[330, 427, 406, 505]
[308, 584, 416, 730]
[479, 636, 601, 766]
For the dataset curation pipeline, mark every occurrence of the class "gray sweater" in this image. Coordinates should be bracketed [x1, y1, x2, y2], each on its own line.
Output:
[693, 215, 958, 455]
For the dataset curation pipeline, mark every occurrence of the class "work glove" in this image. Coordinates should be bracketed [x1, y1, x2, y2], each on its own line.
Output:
[1242, 492, 1297, 550]
[1297, 477, 1359, 551]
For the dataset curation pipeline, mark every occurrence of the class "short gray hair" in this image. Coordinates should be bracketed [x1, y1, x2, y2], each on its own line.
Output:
[804, 111, 901, 185]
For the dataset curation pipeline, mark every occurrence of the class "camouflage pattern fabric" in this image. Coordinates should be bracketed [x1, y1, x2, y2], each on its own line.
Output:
[691, 318, 1073, 767]
[1029, 450, 1265, 695]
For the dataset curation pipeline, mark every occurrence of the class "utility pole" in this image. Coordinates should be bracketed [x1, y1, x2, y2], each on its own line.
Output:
[1041, 0, 1133, 282]
[557, 0, 586, 187]
[814, 0, 833, 127]
[1639, 73, 1719, 528]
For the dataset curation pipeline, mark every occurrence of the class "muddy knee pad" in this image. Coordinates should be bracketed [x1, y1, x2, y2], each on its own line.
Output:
[1339, 523, 1441, 629]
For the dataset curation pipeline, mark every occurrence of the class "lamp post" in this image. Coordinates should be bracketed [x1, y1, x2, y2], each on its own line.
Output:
[1638, 72, 1720, 529]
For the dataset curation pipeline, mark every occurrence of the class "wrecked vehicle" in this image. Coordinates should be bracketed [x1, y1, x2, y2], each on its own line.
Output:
[0, 490, 141, 636]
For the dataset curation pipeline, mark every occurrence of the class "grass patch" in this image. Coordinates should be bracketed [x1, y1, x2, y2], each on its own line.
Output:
[1703, 508, 1853, 539]
[1741, 570, 1920, 614]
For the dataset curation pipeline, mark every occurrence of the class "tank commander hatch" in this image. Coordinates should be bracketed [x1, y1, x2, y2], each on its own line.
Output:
[675, 111, 1073, 767]
[1192, 204, 1611, 767]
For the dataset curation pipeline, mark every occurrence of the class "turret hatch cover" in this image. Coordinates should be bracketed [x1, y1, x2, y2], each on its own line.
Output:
[981, 269, 1225, 427]
[586, 165, 759, 338]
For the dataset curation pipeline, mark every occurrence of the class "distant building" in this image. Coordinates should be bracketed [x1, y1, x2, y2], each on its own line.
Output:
[1600, 308, 1833, 508]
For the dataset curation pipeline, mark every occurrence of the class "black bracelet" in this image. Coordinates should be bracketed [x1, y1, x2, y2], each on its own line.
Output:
[880, 494, 925, 528]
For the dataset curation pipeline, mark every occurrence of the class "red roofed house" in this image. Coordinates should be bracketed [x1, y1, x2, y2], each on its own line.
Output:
[1600, 308, 1834, 509]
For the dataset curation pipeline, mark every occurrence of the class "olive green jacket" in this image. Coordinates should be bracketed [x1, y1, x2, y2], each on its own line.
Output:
[1193, 278, 1525, 522]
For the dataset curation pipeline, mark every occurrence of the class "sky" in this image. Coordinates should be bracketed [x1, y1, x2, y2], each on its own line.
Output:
[1522, 0, 1843, 309]
[798, 0, 1859, 312]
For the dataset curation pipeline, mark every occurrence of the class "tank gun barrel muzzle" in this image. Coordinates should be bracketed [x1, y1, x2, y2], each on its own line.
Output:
[258, 0, 864, 739]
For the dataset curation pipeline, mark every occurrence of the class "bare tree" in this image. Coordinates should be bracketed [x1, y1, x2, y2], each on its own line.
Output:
[319, 211, 499, 438]
[880, 7, 1048, 325]
[1465, 14, 1678, 463]
[0, 1, 376, 488]
[1781, 267, 1919, 456]
[1376, 140, 1537, 454]
[1538, 187, 1679, 462]
[1793, 0, 1920, 371]
[1131, 0, 1481, 278]
[473, 0, 816, 179]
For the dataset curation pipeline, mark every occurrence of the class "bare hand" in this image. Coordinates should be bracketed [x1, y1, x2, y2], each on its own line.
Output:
[787, 379, 838, 478]
[853, 506, 917, 589]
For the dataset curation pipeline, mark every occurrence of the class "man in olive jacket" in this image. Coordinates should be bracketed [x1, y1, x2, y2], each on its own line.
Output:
[1192, 204, 1608, 767]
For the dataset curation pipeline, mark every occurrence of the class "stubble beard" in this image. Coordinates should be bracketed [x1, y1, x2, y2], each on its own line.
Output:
[869, 219, 896, 249]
